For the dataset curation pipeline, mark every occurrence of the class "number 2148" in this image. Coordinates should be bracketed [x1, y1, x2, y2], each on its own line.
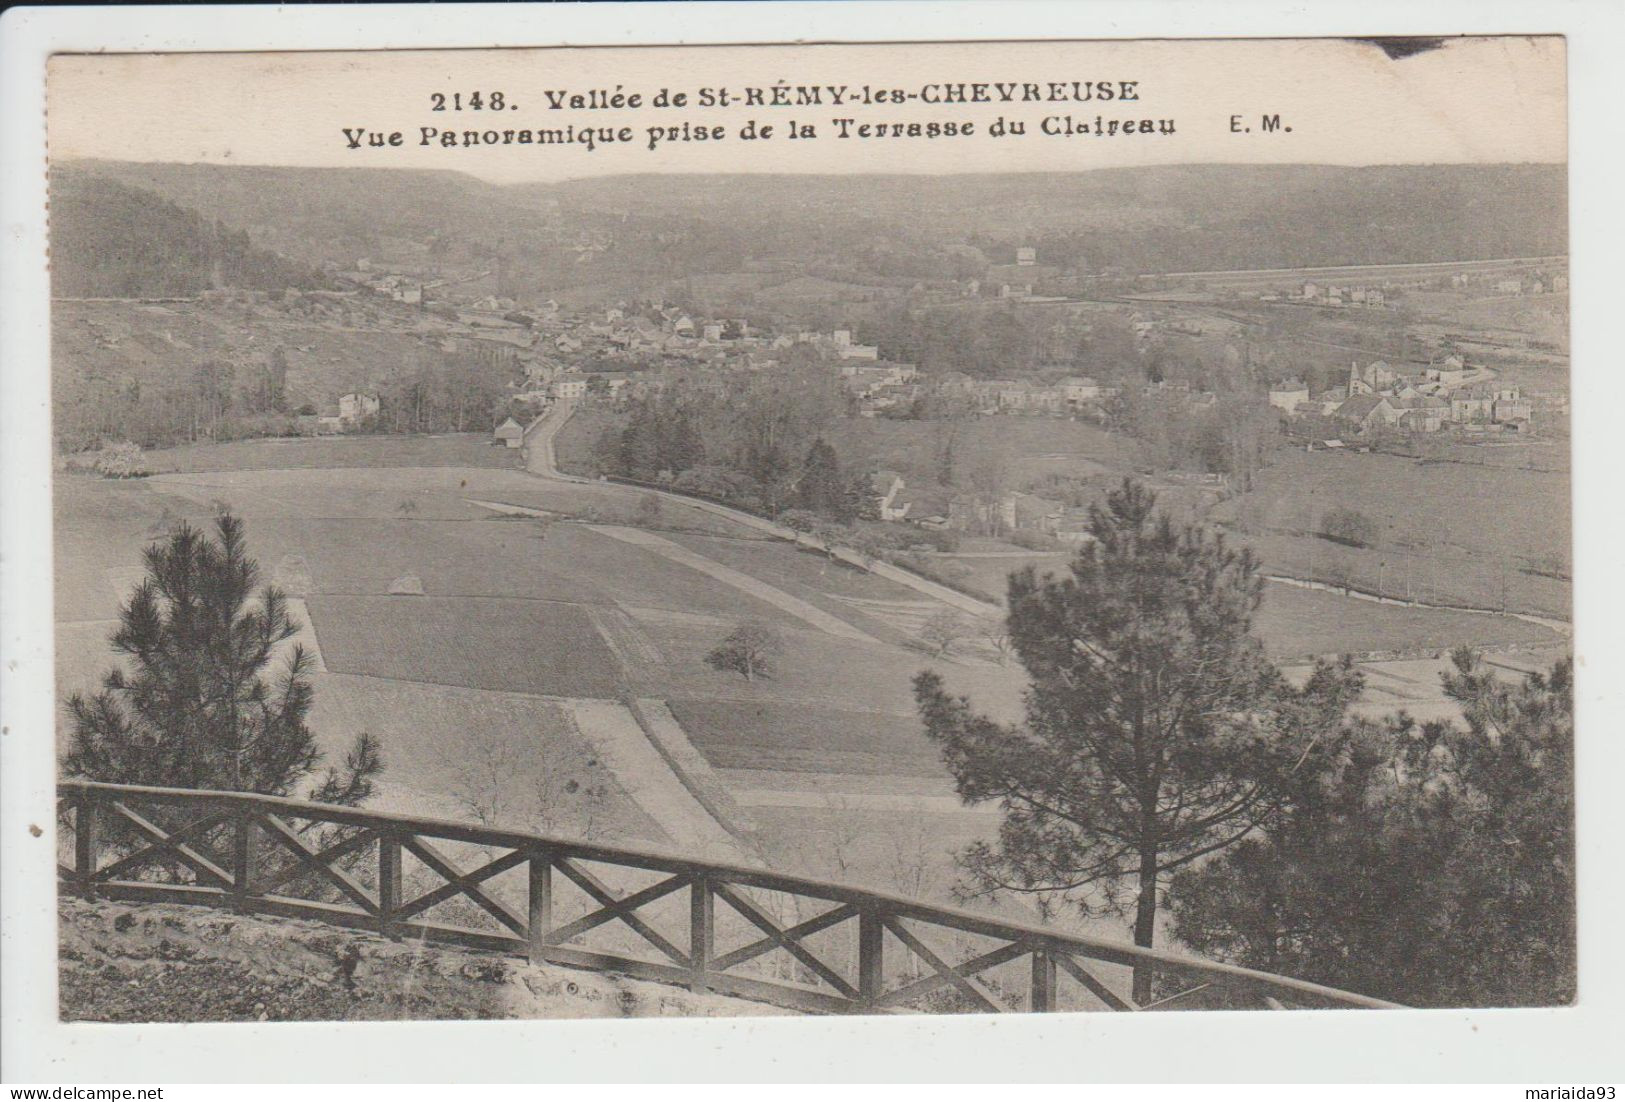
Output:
[431, 91, 508, 111]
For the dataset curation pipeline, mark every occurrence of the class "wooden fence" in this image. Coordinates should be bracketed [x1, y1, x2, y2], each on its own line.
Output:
[57, 780, 1400, 1015]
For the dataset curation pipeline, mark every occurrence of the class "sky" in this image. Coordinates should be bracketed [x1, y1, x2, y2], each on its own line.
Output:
[47, 36, 1565, 184]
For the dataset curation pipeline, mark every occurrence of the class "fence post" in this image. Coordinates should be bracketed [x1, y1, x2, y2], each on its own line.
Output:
[1030, 944, 1058, 1013]
[378, 831, 402, 939]
[689, 876, 713, 994]
[231, 803, 255, 912]
[74, 796, 98, 899]
[527, 850, 553, 967]
[858, 908, 884, 1007]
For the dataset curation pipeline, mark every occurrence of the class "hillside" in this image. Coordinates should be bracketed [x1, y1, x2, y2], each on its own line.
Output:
[60, 161, 1567, 294]
[533, 164, 1569, 272]
[50, 170, 329, 298]
[50, 297, 518, 452]
[60, 898, 783, 1022]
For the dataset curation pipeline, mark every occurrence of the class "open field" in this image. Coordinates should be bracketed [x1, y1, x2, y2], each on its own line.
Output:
[55, 434, 1568, 933]
[550, 405, 619, 477]
[308, 596, 624, 698]
[1253, 581, 1561, 658]
[1218, 446, 1572, 618]
[671, 699, 947, 777]
[306, 674, 669, 845]
[925, 546, 1559, 658]
[137, 433, 524, 474]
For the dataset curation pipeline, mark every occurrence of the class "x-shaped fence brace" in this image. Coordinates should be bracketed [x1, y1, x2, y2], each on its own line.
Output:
[57, 782, 1403, 1015]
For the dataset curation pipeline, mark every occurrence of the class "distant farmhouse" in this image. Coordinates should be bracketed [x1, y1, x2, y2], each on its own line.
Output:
[493, 416, 525, 449]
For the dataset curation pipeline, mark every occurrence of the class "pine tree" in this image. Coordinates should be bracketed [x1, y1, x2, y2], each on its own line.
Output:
[617, 402, 663, 480]
[913, 480, 1356, 1003]
[1168, 650, 1574, 1007]
[664, 407, 706, 473]
[64, 513, 382, 804]
[797, 437, 846, 518]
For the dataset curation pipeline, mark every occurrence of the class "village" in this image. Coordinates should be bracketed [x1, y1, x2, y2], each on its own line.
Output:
[250, 244, 1561, 563]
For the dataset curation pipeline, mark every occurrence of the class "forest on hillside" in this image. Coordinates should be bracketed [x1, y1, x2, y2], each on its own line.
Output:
[50, 172, 329, 298]
[62, 161, 1567, 297]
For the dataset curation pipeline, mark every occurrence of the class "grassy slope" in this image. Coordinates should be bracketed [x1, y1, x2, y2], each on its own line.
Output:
[55, 435, 1565, 912]
[1218, 447, 1572, 618]
[53, 298, 449, 434]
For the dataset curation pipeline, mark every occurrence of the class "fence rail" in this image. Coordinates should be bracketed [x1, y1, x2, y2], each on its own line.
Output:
[56, 780, 1399, 1015]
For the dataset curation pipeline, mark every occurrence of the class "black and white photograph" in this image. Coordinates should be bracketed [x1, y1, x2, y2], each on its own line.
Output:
[6, 14, 1619, 1082]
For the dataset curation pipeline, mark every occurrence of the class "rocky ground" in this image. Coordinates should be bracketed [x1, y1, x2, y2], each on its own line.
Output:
[59, 898, 786, 1022]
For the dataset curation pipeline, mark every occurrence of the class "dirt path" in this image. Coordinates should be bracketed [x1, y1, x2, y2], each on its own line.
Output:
[562, 698, 757, 868]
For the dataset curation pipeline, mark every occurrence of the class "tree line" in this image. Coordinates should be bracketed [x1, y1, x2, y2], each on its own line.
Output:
[58, 344, 524, 453]
[589, 369, 871, 522]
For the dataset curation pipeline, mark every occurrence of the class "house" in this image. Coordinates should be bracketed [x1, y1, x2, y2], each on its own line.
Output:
[591, 373, 635, 398]
[1449, 383, 1497, 424]
[977, 380, 1043, 412]
[1364, 361, 1398, 390]
[1004, 492, 1066, 534]
[1059, 376, 1106, 404]
[1268, 379, 1310, 412]
[1495, 279, 1524, 295]
[1391, 394, 1449, 432]
[493, 416, 525, 448]
[550, 377, 589, 400]
[1494, 395, 1534, 424]
[1333, 394, 1398, 434]
[338, 392, 379, 424]
[1302, 386, 1347, 416]
[870, 471, 909, 521]
[1015, 246, 1037, 266]
[1426, 356, 1472, 388]
[897, 487, 952, 528]
[829, 329, 880, 360]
